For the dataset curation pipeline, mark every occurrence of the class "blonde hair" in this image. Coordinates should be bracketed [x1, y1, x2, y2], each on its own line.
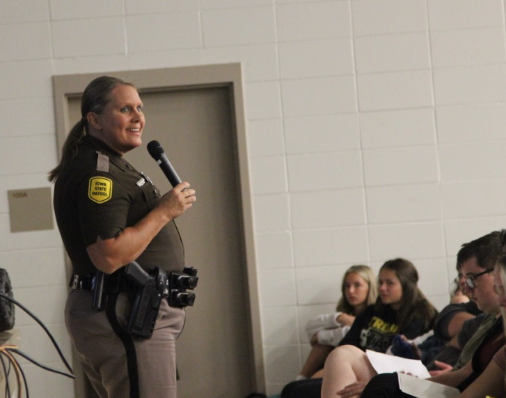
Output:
[336, 265, 378, 315]
[496, 252, 506, 331]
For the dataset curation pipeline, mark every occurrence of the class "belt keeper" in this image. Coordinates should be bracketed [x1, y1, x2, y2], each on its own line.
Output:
[70, 274, 81, 290]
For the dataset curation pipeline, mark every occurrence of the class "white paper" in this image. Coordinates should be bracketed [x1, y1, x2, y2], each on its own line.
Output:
[397, 372, 460, 398]
[365, 350, 431, 379]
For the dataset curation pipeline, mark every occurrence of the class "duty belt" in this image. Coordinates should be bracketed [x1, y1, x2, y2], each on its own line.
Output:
[70, 265, 199, 310]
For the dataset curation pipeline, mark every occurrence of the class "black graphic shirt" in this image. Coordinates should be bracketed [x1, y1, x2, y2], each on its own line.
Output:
[339, 304, 426, 353]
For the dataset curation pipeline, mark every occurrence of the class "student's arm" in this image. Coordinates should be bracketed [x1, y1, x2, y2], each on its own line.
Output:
[457, 359, 504, 398]
[433, 303, 478, 340]
[336, 313, 355, 326]
[428, 359, 473, 388]
[338, 308, 369, 348]
[446, 312, 476, 340]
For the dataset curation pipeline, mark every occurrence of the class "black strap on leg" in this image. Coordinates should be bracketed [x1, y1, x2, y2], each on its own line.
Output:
[105, 292, 141, 398]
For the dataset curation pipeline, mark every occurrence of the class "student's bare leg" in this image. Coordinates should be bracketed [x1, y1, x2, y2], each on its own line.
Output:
[321, 345, 377, 398]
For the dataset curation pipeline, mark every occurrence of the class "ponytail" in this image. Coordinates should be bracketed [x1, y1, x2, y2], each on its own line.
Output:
[48, 118, 86, 182]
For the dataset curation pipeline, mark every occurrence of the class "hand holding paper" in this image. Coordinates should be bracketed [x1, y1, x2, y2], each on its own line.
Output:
[365, 350, 459, 398]
[398, 372, 460, 398]
[366, 350, 431, 379]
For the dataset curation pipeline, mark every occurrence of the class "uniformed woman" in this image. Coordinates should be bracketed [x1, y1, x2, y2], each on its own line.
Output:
[48, 76, 196, 398]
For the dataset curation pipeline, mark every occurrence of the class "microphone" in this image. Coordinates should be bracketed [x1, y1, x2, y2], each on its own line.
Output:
[147, 140, 182, 187]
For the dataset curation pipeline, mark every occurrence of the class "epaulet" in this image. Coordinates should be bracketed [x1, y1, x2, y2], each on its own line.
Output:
[96, 151, 109, 172]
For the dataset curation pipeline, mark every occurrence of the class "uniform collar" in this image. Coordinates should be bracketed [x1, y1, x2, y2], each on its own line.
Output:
[83, 135, 129, 172]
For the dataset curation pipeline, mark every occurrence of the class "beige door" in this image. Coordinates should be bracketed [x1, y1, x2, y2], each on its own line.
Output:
[57, 66, 263, 398]
[127, 87, 255, 397]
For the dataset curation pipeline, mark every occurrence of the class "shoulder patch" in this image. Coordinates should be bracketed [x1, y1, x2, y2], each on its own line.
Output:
[88, 177, 113, 203]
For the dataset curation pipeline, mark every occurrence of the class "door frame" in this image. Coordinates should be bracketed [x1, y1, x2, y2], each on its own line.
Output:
[52, 63, 265, 393]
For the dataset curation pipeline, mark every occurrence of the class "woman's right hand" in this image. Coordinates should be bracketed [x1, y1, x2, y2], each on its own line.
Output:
[158, 182, 196, 220]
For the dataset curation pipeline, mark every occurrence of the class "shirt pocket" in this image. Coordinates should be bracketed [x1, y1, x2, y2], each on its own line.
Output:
[140, 182, 161, 210]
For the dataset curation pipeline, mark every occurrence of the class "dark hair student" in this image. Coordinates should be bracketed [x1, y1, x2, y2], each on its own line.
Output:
[378, 258, 437, 332]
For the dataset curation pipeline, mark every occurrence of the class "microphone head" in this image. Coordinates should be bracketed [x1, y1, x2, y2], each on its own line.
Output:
[147, 140, 164, 159]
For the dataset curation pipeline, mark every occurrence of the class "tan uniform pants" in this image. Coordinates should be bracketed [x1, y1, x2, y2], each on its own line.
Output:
[65, 290, 185, 398]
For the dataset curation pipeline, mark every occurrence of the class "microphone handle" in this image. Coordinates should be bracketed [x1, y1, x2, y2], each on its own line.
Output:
[158, 153, 182, 187]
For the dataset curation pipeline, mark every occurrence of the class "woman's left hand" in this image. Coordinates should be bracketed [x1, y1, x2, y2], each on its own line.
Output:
[337, 381, 367, 397]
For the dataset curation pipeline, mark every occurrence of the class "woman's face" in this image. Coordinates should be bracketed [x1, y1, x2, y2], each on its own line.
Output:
[344, 272, 369, 310]
[90, 84, 145, 156]
[378, 268, 403, 309]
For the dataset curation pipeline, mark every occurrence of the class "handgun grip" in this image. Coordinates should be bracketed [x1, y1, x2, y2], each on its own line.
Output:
[125, 261, 151, 286]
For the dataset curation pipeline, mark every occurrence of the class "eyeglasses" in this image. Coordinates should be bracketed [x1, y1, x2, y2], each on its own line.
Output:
[463, 268, 494, 289]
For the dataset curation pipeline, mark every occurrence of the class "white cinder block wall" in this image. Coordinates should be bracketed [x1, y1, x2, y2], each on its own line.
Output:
[2, 0, 506, 396]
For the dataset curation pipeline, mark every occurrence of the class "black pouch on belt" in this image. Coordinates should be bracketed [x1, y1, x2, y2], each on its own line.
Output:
[168, 267, 198, 308]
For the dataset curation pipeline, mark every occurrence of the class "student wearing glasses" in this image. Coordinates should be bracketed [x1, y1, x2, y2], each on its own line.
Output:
[360, 231, 505, 398]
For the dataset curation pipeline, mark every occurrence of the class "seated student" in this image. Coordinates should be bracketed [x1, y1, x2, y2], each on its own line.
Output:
[360, 230, 505, 398]
[387, 318, 471, 372]
[419, 310, 483, 373]
[449, 279, 470, 304]
[416, 286, 481, 374]
[297, 265, 378, 381]
[280, 266, 377, 397]
[390, 271, 481, 371]
[430, 232, 503, 376]
[434, 281, 477, 344]
[320, 258, 438, 398]
[429, 249, 506, 398]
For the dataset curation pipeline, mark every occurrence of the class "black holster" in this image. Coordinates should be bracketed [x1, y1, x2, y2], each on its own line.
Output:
[124, 262, 168, 339]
